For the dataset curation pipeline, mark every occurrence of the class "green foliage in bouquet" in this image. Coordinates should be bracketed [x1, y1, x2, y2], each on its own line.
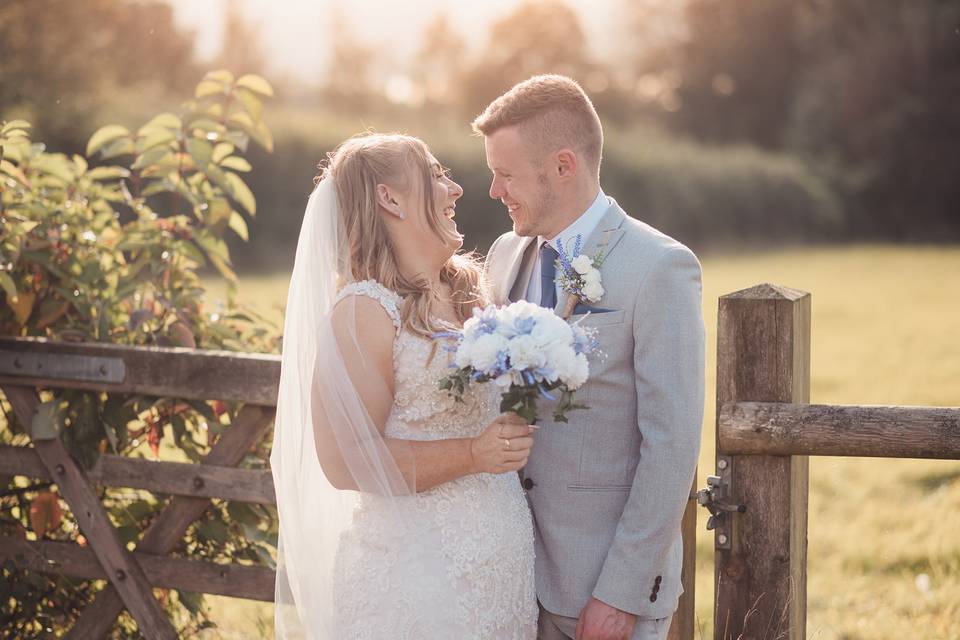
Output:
[0, 70, 279, 637]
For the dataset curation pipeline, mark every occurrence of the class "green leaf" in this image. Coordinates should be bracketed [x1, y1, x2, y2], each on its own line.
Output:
[98, 137, 135, 160]
[86, 125, 130, 157]
[176, 590, 203, 615]
[224, 171, 256, 216]
[185, 138, 213, 170]
[234, 87, 263, 121]
[194, 231, 230, 261]
[140, 178, 176, 197]
[2, 119, 31, 135]
[86, 166, 131, 181]
[72, 154, 88, 174]
[224, 131, 249, 153]
[211, 143, 235, 164]
[195, 79, 224, 98]
[250, 120, 273, 153]
[32, 154, 75, 183]
[236, 74, 274, 97]
[208, 252, 236, 282]
[0, 159, 29, 186]
[139, 113, 181, 134]
[197, 518, 229, 544]
[219, 156, 251, 172]
[228, 211, 249, 241]
[227, 503, 261, 527]
[1, 139, 29, 162]
[186, 117, 223, 134]
[205, 199, 232, 226]
[204, 69, 235, 85]
[137, 129, 176, 153]
[226, 111, 255, 130]
[0, 272, 17, 299]
[132, 146, 173, 171]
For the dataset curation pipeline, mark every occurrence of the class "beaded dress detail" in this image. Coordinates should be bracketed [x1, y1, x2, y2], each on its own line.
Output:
[330, 280, 536, 639]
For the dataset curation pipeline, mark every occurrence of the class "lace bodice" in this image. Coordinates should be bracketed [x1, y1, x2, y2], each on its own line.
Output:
[335, 279, 500, 440]
[331, 279, 536, 639]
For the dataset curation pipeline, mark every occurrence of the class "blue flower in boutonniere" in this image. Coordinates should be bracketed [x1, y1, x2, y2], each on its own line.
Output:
[555, 234, 608, 319]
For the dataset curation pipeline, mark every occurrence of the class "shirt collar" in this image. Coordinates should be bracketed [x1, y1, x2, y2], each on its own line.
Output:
[540, 189, 608, 255]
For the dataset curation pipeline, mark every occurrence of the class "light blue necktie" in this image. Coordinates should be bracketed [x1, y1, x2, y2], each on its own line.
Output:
[539, 243, 559, 310]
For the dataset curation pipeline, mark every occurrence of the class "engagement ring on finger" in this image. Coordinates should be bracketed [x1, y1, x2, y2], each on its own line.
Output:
[502, 438, 511, 451]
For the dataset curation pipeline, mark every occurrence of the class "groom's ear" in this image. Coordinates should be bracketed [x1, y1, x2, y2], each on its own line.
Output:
[555, 149, 578, 180]
[375, 183, 405, 220]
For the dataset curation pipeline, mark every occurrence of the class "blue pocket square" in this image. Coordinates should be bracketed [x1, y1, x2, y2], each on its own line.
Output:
[572, 304, 617, 315]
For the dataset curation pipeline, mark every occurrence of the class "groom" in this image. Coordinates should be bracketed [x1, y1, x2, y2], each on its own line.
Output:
[476, 75, 704, 640]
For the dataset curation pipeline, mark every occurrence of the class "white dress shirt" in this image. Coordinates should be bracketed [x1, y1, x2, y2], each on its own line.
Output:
[525, 189, 610, 304]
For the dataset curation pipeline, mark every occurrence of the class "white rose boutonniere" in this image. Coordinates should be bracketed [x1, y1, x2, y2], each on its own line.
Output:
[554, 234, 608, 318]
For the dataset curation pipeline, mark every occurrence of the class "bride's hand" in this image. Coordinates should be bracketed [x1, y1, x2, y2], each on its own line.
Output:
[470, 412, 536, 474]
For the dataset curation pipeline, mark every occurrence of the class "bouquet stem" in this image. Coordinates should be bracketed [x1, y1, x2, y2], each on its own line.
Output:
[499, 385, 541, 425]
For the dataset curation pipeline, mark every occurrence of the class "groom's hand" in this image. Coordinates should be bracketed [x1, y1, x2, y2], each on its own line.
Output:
[575, 598, 636, 640]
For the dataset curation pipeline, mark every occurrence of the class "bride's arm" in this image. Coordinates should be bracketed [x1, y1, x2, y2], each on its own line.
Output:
[312, 295, 533, 493]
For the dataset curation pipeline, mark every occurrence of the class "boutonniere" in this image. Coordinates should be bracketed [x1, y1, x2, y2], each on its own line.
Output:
[555, 233, 609, 319]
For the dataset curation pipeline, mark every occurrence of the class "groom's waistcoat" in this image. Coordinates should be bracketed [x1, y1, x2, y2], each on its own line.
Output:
[484, 200, 705, 620]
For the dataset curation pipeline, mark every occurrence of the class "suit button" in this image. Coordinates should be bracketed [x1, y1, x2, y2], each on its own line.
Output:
[652, 584, 660, 594]
[522, 478, 535, 490]
[649, 593, 657, 603]
[654, 575, 662, 584]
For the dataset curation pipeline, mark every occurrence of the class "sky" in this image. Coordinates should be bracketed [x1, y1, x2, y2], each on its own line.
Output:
[164, 0, 631, 84]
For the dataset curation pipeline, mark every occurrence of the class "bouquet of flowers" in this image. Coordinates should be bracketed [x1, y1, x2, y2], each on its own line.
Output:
[437, 300, 598, 424]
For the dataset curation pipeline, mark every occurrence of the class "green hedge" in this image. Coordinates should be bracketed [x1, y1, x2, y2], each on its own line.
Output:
[232, 111, 844, 272]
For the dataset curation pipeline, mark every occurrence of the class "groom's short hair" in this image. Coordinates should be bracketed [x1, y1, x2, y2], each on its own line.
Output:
[472, 74, 603, 177]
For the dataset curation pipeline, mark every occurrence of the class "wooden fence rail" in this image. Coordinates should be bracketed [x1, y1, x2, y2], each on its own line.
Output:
[0, 445, 276, 504]
[719, 402, 960, 459]
[1, 535, 276, 601]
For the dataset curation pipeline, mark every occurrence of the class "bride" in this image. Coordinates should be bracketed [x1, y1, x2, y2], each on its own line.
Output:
[270, 133, 538, 639]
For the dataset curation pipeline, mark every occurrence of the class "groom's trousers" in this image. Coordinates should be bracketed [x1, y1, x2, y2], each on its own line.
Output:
[537, 602, 670, 640]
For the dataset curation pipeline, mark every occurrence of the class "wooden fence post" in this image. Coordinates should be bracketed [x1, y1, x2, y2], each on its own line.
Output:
[714, 283, 810, 640]
[668, 471, 698, 640]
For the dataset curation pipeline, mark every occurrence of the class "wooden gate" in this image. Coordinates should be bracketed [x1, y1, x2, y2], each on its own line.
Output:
[0, 337, 280, 638]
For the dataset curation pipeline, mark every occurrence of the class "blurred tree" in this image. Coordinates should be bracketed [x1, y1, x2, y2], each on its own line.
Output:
[669, 0, 802, 148]
[790, 0, 960, 239]
[215, 1, 267, 77]
[462, 0, 595, 116]
[625, 0, 959, 239]
[324, 7, 378, 112]
[414, 11, 467, 108]
[0, 0, 197, 152]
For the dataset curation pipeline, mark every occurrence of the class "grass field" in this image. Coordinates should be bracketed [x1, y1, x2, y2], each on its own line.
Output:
[202, 244, 960, 639]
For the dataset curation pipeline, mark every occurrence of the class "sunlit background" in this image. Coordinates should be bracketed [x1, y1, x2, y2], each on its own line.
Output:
[2, 0, 958, 638]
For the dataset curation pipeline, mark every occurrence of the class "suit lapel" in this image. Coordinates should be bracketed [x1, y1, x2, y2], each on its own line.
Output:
[554, 201, 628, 315]
[495, 236, 536, 304]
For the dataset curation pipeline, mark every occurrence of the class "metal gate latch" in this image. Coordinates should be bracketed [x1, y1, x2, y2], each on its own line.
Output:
[696, 474, 746, 534]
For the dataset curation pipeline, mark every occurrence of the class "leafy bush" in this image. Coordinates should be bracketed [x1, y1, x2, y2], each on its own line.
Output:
[0, 70, 279, 637]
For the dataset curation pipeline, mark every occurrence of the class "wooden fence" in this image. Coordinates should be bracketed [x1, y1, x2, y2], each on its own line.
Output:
[4, 281, 953, 639]
[0, 333, 699, 638]
[710, 283, 960, 640]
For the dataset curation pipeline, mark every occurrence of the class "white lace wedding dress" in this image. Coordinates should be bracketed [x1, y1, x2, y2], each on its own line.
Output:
[330, 280, 537, 639]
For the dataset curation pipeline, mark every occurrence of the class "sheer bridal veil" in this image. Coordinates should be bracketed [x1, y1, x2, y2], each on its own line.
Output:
[270, 177, 417, 638]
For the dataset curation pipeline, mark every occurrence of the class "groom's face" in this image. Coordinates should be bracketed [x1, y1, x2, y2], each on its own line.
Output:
[484, 126, 556, 238]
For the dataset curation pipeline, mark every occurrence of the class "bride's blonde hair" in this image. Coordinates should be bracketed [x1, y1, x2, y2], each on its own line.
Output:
[320, 132, 489, 337]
